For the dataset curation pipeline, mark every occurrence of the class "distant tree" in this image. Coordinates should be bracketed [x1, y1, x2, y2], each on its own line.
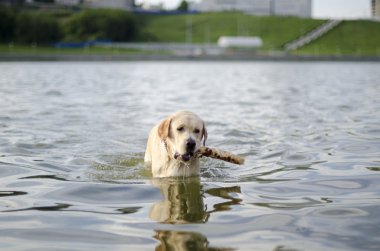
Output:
[2, 0, 26, 8]
[63, 9, 138, 42]
[177, 0, 188, 12]
[15, 12, 62, 44]
[0, 7, 15, 42]
[133, 2, 143, 8]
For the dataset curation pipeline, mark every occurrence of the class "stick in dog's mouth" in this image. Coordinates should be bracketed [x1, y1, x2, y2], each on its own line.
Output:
[174, 147, 244, 165]
[196, 146, 245, 165]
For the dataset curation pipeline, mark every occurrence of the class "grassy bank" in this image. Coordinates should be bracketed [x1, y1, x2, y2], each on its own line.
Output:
[294, 20, 380, 56]
[1, 8, 380, 58]
[140, 12, 325, 50]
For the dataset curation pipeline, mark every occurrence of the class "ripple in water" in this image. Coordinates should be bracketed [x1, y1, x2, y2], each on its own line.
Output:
[280, 151, 325, 169]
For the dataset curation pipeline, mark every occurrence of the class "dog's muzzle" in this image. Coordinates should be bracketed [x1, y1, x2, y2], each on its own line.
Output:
[174, 152, 194, 162]
[173, 138, 197, 162]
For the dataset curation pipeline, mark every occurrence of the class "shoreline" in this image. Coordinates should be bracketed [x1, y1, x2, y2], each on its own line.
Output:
[1, 53, 380, 62]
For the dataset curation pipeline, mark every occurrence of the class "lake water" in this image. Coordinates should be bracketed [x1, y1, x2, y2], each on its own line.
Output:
[1, 61, 380, 251]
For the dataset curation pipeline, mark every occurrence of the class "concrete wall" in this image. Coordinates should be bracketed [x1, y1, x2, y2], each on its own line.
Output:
[273, 0, 312, 18]
[83, 0, 134, 10]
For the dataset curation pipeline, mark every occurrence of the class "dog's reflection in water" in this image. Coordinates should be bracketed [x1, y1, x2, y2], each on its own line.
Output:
[150, 177, 240, 251]
[150, 178, 208, 223]
[154, 230, 234, 251]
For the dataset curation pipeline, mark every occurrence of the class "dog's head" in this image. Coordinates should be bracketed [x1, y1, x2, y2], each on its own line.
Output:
[158, 111, 207, 162]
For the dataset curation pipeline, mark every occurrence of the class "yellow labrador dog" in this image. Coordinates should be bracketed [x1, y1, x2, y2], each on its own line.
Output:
[145, 111, 207, 177]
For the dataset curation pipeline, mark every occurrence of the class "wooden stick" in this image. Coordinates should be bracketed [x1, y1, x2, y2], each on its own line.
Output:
[196, 146, 245, 165]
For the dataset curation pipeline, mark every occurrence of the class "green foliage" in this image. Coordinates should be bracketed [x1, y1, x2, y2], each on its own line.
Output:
[0, 7, 16, 42]
[63, 9, 138, 42]
[14, 12, 62, 44]
[177, 0, 188, 12]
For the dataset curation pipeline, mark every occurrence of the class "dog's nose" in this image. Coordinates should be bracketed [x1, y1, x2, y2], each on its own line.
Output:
[186, 138, 196, 152]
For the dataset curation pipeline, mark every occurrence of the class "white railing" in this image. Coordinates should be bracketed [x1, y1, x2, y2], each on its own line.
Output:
[284, 19, 342, 51]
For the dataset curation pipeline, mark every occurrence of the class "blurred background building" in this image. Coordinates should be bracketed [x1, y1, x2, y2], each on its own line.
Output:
[55, 0, 80, 5]
[191, 0, 312, 18]
[82, 0, 134, 10]
[372, 0, 380, 17]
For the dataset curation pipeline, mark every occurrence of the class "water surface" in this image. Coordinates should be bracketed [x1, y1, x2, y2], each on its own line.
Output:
[1, 61, 380, 250]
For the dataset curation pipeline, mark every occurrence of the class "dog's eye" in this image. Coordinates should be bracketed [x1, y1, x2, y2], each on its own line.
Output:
[177, 126, 184, 132]
[194, 129, 200, 134]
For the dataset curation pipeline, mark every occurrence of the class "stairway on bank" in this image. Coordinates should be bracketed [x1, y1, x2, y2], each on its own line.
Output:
[284, 19, 342, 51]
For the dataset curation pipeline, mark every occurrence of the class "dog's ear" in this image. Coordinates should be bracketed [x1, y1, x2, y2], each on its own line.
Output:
[202, 122, 208, 146]
[158, 117, 172, 140]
